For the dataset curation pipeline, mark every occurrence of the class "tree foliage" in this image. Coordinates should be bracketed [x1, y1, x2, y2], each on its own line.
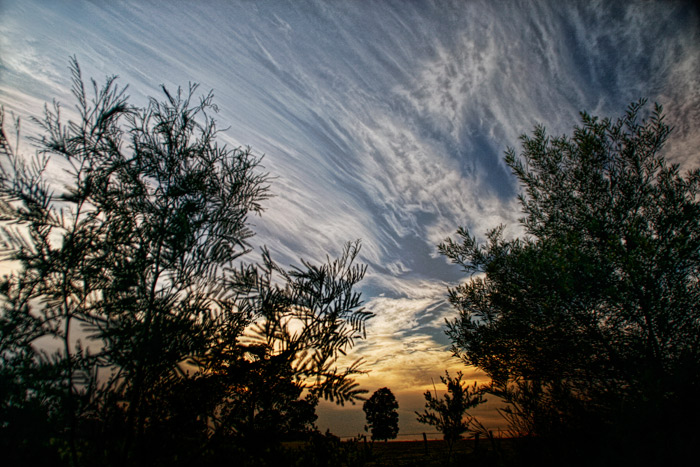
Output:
[439, 100, 700, 462]
[363, 387, 399, 442]
[415, 371, 484, 448]
[0, 58, 372, 466]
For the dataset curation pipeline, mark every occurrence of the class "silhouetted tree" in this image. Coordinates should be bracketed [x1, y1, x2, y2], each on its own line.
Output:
[363, 387, 399, 442]
[0, 58, 372, 466]
[198, 241, 369, 453]
[439, 100, 700, 464]
[416, 371, 484, 458]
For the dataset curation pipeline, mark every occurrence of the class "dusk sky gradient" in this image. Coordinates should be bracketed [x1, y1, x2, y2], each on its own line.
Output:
[2, 0, 699, 438]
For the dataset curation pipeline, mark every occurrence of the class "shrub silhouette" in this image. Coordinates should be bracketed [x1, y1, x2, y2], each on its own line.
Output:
[416, 371, 484, 460]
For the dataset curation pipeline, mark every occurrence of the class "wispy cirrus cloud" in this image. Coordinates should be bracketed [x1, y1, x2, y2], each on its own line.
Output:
[1, 0, 698, 439]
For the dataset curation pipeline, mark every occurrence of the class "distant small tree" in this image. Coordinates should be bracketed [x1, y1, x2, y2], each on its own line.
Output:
[363, 387, 399, 442]
[416, 371, 484, 456]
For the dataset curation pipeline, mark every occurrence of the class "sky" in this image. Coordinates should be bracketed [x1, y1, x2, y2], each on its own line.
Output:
[1, 0, 699, 439]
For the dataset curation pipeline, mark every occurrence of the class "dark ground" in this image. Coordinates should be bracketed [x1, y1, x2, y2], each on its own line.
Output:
[354, 438, 513, 467]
